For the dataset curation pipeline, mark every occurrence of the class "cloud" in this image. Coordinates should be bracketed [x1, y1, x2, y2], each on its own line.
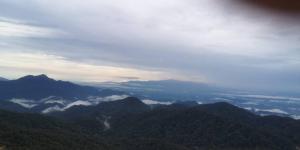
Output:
[0, 17, 63, 38]
[0, 51, 203, 82]
[232, 0, 300, 13]
[142, 99, 173, 105]
[0, 0, 299, 92]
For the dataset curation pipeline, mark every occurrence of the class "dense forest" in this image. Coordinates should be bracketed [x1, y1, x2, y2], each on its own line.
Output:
[0, 97, 300, 150]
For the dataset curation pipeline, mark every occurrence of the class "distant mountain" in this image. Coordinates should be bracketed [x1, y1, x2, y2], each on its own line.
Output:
[96, 80, 300, 120]
[0, 77, 8, 81]
[2, 75, 298, 119]
[96, 80, 229, 101]
[51, 97, 150, 133]
[0, 74, 128, 113]
[0, 100, 29, 113]
[52, 97, 149, 119]
[50, 97, 300, 150]
[0, 74, 102, 100]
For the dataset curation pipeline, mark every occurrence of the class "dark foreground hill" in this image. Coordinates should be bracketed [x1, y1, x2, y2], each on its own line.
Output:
[0, 109, 110, 150]
[53, 97, 300, 150]
[0, 108, 187, 150]
[1, 97, 300, 150]
[102, 101, 298, 150]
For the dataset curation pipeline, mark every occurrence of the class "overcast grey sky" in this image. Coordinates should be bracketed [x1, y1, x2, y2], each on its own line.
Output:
[0, 0, 299, 92]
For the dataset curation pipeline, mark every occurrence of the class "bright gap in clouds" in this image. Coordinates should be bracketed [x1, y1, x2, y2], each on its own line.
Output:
[0, 51, 207, 83]
[0, 17, 63, 38]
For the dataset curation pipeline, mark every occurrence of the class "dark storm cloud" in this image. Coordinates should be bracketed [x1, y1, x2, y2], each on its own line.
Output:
[237, 0, 300, 13]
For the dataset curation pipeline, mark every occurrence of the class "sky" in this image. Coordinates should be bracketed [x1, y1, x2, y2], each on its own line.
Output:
[0, 0, 299, 92]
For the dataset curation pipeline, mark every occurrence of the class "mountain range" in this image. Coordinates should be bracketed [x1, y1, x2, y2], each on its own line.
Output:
[1, 75, 299, 118]
[0, 75, 127, 113]
[1, 75, 300, 150]
[95, 80, 227, 101]
[96, 80, 300, 119]
[0, 74, 124, 100]
[1, 97, 300, 150]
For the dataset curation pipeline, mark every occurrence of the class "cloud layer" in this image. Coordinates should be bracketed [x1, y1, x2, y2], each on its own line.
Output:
[0, 0, 299, 92]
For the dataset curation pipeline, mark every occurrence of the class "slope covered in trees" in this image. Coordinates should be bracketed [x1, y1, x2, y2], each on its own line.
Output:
[1, 97, 300, 150]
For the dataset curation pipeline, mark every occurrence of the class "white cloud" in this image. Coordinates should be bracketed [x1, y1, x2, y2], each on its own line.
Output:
[42, 105, 64, 114]
[0, 19, 63, 38]
[63, 100, 92, 110]
[291, 115, 300, 120]
[142, 99, 173, 105]
[255, 108, 289, 115]
[88, 95, 129, 104]
[9, 98, 37, 109]
[235, 94, 300, 101]
[0, 52, 201, 82]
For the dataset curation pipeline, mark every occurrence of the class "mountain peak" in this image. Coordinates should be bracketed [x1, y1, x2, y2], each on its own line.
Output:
[17, 74, 53, 82]
[0, 74, 103, 101]
[97, 97, 149, 114]
[121, 97, 145, 105]
[0, 77, 8, 81]
[196, 102, 258, 122]
[37, 74, 49, 78]
[198, 102, 244, 112]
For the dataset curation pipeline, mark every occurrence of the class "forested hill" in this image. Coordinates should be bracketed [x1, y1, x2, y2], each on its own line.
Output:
[0, 97, 300, 150]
